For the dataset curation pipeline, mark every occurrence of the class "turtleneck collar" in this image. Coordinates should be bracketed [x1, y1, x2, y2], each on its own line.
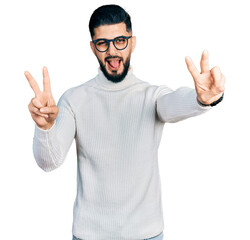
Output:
[95, 66, 138, 90]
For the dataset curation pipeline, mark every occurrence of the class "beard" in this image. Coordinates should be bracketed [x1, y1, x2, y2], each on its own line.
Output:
[97, 54, 131, 83]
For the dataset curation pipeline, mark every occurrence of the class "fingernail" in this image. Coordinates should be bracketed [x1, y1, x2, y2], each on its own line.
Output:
[40, 108, 46, 113]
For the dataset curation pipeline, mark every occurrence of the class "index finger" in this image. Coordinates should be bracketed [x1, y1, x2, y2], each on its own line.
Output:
[24, 71, 41, 96]
[185, 56, 200, 79]
[43, 66, 52, 93]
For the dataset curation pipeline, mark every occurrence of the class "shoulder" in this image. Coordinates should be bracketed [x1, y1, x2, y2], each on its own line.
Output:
[57, 77, 97, 113]
[60, 77, 96, 100]
[154, 85, 174, 99]
[142, 82, 173, 101]
[131, 73, 174, 100]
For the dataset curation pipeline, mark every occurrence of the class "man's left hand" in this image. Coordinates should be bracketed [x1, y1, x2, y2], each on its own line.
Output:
[185, 50, 226, 105]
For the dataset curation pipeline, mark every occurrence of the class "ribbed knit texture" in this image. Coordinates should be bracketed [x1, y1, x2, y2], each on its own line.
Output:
[33, 66, 211, 240]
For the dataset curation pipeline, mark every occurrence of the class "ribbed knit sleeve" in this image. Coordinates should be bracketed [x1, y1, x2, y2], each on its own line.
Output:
[156, 86, 211, 123]
[33, 92, 76, 172]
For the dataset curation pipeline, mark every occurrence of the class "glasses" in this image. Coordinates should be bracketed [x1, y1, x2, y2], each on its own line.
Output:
[92, 35, 132, 52]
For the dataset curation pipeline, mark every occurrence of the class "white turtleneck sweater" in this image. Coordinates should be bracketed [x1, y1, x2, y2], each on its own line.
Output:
[33, 66, 211, 240]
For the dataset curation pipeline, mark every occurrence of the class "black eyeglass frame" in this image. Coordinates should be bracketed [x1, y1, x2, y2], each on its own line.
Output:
[92, 35, 132, 52]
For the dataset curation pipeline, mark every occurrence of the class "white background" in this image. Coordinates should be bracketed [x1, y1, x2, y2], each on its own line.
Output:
[0, 0, 249, 239]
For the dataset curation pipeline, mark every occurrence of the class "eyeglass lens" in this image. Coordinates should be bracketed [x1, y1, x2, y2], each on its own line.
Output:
[95, 37, 128, 52]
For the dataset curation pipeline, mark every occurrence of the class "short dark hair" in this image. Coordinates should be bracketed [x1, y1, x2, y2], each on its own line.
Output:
[89, 4, 132, 39]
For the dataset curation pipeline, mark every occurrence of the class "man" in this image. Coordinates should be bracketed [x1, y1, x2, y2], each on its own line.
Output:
[25, 4, 225, 240]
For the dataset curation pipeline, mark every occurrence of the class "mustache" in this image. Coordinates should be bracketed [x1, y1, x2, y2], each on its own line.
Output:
[105, 56, 123, 61]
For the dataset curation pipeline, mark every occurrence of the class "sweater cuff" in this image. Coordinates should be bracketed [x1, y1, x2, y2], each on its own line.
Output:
[193, 93, 212, 111]
[195, 98, 212, 110]
[34, 121, 56, 139]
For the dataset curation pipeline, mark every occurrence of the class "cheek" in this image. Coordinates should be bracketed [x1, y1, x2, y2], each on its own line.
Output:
[121, 51, 130, 62]
[123, 47, 132, 59]
[96, 53, 105, 64]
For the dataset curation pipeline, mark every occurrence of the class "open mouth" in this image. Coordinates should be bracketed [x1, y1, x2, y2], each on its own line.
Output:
[106, 59, 121, 71]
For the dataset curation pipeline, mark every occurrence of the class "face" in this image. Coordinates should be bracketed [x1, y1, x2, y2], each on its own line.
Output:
[90, 22, 136, 83]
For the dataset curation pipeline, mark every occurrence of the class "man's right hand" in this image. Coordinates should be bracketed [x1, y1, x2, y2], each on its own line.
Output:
[25, 66, 59, 130]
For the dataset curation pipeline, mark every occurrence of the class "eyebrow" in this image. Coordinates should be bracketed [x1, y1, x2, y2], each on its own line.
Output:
[93, 35, 128, 41]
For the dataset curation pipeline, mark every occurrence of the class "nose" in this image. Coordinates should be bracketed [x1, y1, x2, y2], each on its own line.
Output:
[106, 40, 117, 55]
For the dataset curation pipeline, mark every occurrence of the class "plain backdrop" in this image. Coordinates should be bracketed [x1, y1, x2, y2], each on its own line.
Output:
[0, 0, 249, 239]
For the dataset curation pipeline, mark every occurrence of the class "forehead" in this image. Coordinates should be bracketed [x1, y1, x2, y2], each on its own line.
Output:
[93, 22, 129, 40]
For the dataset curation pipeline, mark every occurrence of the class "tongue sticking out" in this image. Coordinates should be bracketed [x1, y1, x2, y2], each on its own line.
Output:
[108, 60, 120, 69]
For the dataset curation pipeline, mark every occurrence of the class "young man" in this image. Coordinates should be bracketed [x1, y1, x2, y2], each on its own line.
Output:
[25, 4, 225, 240]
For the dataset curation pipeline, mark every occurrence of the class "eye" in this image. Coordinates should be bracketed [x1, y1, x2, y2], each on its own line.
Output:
[116, 37, 126, 43]
[97, 40, 107, 46]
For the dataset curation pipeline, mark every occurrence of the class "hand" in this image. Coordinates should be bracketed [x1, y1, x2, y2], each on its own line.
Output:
[25, 66, 59, 130]
[185, 50, 226, 105]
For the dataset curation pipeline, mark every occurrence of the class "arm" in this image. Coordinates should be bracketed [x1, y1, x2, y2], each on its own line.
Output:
[156, 86, 211, 123]
[156, 50, 226, 123]
[33, 93, 76, 172]
[25, 66, 75, 172]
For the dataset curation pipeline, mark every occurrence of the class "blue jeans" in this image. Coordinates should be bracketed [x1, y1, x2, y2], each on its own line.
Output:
[72, 231, 164, 240]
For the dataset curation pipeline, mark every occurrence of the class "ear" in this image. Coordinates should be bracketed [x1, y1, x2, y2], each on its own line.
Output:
[131, 36, 136, 53]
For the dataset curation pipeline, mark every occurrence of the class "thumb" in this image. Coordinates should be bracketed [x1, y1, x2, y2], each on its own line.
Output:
[40, 105, 59, 116]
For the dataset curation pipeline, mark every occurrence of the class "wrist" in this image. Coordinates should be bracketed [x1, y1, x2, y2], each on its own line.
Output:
[197, 93, 224, 107]
[37, 121, 55, 130]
